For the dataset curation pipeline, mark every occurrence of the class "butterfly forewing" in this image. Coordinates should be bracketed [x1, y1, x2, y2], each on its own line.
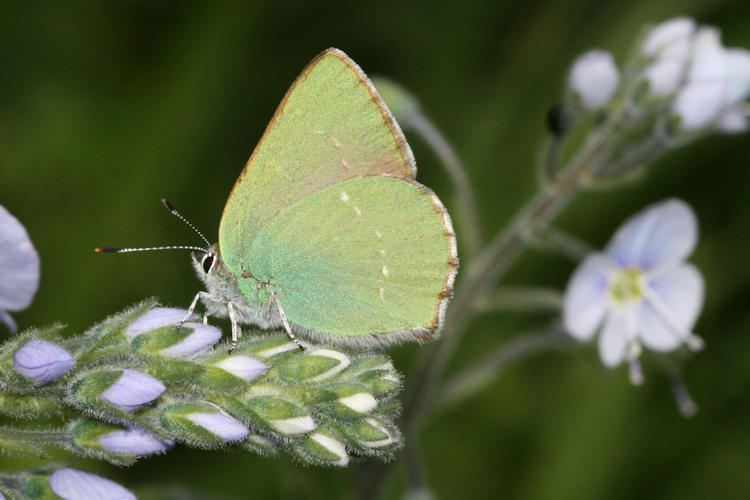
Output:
[219, 49, 416, 277]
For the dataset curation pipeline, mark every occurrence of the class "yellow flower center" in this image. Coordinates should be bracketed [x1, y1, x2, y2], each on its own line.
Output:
[609, 268, 644, 304]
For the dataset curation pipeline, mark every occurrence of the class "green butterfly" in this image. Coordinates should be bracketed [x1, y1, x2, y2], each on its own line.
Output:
[104, 48, 458, 350]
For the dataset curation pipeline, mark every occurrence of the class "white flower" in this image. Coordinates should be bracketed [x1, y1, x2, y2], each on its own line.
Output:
[642, 18, 696, 98]
[563, 199, 704, 382]
[665, 24, 750, 132]
[568, 50, 620, 110]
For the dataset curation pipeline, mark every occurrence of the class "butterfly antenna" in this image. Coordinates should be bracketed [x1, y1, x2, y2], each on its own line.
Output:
[161, 198, 212, 248]
[96, 245, 207, 254]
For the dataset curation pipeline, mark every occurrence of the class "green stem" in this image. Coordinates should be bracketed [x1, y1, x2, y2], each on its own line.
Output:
[476, 286, 563, 313]
[0, 426, 68, 445]
[408, 111, 483, 258]
[434, 323, 569, 411]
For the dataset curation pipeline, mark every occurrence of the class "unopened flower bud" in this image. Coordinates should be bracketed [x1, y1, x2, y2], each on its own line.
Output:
[246, 395, 316, 436]
[212, 354, 268, 382]
[277, 348, 350, 383]
[568, 50, 620, 110]
[99, 427, 172, 457]
[13, 339, 75, 385]
[99, 369, 166, 412]
[124, 307, 197, 340]
[48, 467, 135, 500]
[343, 417, 397, 449]
[671, 81, 724, 131]
[300, 432, 349, 467]
[641, 17, 696, 57]
[162, 402, 249, 445]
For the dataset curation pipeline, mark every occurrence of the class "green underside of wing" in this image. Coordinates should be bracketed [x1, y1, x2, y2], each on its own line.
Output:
[219, 50, 414, 274]
[240, 176, 452, 337]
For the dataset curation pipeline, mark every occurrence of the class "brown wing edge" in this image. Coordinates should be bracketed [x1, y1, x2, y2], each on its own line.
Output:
[220, 48, 417, 238]
[285, 175, 459, 349]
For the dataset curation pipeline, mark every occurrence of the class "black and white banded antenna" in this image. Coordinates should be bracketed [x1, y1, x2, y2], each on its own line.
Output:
[95, 199, 210, 255]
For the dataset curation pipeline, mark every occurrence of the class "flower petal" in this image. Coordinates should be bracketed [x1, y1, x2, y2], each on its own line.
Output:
[647, 264, 704, 330]
[0, 205, 40, 314]
[158, 323, 222, 357]
[605, 199, 698, 270]
[48, 467, 135, 500]
[563, 254, 611, 340]
[598, 311, 630, 368]
[636, 300, 683, 351]
[99, 427, 173, 457]
[186, 411, 249, 443]
[13, 339, 76, 385]
[641, 17, 696, 56]
[100, 369, 166, 412]
[568, 50, 620, 110]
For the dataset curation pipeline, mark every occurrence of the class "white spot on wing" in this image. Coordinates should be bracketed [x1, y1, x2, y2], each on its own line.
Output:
[341, 158, 352, 170]
[379, 249, 386, 257]
[354, 206, 361, 216]
[379, 287, 385, 300]
[340, 191, 349, 202]
[375, 231, 382, 239]
[381, 266, 389, 277]
[332, 137, 343, 149]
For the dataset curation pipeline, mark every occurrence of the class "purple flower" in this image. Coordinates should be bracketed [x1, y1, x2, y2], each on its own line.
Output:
[0, 204, 40, 333]
[186, 407, 249, 443]
[48, 467, 135, 500]
[99, 426, 173, 457]
[100, 369, 166, 412]
[13, 339, 75, 385]
[213, 355, 268, 382]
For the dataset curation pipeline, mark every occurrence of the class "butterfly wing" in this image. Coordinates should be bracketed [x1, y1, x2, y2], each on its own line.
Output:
[219, 49, 416, 277]
[241, 175, 457, 346]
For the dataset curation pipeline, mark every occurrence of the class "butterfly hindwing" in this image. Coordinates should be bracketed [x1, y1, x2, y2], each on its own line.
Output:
[239, 175, 457, 346]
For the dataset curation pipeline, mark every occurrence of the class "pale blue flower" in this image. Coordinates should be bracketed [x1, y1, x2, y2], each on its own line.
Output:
[564, 199, 704, 382]
[0, 204, 40, 333]
[100, 369, 166, 412]
[48, 467, 135, 500]
[13, 339, 75, 385]
[568, 50, 620, 110]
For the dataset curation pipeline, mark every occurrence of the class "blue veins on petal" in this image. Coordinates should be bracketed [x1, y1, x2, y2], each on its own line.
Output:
[13, 339, 75, 385]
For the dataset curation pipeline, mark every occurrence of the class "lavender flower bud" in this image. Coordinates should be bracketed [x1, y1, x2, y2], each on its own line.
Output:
[13, 339, 75, 385]
[124, 307, 197, 339]
[212, 354, 269, 382]
[568, 50, 620, 110]
[48, 467, 135, 500]
[161, 402, 249, 446]
[100, 427, 173, 457]
[99, 369, 166, 412]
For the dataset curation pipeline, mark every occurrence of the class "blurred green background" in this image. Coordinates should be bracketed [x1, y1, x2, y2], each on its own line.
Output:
[2, 1, 750, 499]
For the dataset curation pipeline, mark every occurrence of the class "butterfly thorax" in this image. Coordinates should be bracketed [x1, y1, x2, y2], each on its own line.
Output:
[191, 245, 282, 330]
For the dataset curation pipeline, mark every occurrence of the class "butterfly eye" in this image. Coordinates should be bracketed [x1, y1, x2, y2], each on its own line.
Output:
[202, 254, 215, 274]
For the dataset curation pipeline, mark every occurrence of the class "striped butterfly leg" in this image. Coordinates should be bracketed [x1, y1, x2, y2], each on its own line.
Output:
[271, 292, 305, 352]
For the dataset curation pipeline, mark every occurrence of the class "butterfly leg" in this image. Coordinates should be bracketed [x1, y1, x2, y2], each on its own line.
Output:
[270, 292, 305, 352]
[182, 291, 211, 324]
[227, 301, 242, 354]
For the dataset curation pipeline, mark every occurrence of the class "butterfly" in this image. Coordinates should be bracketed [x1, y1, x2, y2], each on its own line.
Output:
[100, 48, 458, 351]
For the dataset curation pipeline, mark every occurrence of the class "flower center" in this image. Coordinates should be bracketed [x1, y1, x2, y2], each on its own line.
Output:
[609, 267, 644, 304]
